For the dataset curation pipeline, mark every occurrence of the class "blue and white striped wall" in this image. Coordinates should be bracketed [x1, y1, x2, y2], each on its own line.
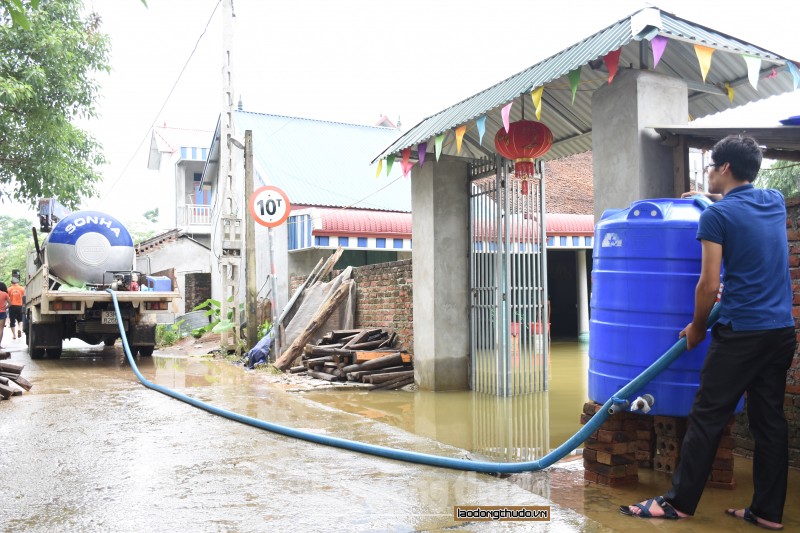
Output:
[288, 213, 412, 252]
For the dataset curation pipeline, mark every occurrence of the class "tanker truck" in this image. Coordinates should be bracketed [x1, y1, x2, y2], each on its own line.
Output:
[25, 209, 177, 359]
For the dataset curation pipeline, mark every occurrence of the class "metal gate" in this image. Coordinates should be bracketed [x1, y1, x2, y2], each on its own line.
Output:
[469, 157, 549, 395]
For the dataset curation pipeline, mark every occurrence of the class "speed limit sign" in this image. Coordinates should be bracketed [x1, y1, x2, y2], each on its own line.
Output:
[249, 185, 291, 228]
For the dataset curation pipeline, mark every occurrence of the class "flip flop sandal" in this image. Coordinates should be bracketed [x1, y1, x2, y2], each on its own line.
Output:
[620, 496, 681, 519]
[725, 508, 784, 531]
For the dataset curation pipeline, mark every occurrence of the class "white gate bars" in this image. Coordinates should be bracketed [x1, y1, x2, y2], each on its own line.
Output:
[469, 157, 549, 396]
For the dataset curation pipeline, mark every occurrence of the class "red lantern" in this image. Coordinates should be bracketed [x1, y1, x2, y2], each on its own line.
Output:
[494, 120, 553, 194]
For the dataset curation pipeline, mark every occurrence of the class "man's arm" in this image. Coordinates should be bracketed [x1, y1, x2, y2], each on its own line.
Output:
[680, 239, 722, 350]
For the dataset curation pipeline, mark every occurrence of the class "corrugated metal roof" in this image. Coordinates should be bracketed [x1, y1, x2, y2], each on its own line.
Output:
[233, 111, 411, 212]
[374, 7, 798, 164]
[308, 207, 412, 237]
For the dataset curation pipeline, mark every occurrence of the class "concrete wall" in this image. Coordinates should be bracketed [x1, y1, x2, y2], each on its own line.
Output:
[592, 69, 688, 219]
[412, 157, 470, 390]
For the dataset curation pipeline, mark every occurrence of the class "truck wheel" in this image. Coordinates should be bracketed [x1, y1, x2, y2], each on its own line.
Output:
[138, 346, 154, 357]
[47, 347, 62, 359]
[28, 321, 45, 359]
[103, 337, 116, 347]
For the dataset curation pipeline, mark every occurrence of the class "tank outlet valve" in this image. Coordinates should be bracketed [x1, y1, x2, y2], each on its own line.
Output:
[630, 394, 655, 414]
[608, 397, 629, 414]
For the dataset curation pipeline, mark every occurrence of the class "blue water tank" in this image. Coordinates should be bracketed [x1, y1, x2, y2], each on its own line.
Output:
[588, 197, 742, 416]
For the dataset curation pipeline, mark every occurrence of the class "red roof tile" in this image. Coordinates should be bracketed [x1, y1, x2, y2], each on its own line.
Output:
[312, 208, 412, 238]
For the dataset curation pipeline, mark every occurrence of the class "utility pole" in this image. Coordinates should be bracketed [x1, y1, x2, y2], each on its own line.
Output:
[217, 0, 242, 354]
[244, 129, 258, 349]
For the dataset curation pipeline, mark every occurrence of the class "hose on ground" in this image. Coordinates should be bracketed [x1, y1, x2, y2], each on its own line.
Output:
[107, 289, 718, 474]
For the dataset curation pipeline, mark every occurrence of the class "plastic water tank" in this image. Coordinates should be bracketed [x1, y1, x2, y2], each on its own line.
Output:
[44, 210, 134, 287]
[588, 197, 742, 416]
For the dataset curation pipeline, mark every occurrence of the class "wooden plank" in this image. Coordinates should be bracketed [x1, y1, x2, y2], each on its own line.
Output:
[370, 376, 414, 391]
[342, 352, 403, 374]
[378, 332, 396, 349]
[363, 370, 414, 384]
[0, 349, 9, 360]
[0, 361, 24, 374]
[289, 366, 307, 374]
[0, 383, 13, 400]
[355, 351, 412, 364]
[0, 376, 7, 385]
[343, 328, 382, 348]
[10, 375, 32, 391]
[347, 339, 388, 351]
[307, 370, 340, 382]
[346, 366, 407, 381]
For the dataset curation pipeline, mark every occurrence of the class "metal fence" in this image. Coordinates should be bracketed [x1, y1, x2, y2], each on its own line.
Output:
[469, 157, 549, 396]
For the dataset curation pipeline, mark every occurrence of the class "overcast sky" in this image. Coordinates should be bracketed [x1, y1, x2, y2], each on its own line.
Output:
[13, 0, 799, 222]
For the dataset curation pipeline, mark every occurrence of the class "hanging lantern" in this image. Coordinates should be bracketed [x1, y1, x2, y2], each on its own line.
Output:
[494, 120, 553, 194]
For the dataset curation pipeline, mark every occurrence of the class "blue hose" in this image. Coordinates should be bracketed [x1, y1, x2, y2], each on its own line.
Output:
[108, 289, 718, 474]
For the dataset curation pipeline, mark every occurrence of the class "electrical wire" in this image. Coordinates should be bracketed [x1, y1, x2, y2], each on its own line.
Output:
[102, 0, 222, 198]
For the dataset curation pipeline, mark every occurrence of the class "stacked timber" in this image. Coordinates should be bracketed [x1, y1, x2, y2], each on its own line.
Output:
[0, 360, 32, 400]
[290, 328, 414, 390]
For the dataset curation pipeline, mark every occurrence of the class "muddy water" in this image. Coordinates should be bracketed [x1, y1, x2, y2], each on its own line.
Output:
[302, 341, 589, 459]
[0, 338, 608, 532]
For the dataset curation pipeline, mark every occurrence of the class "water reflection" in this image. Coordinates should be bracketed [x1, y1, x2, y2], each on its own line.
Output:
[303, 341, 588, 460]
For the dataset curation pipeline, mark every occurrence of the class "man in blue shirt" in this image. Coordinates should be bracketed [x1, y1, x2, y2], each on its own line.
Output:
[622, 135, 794, 530]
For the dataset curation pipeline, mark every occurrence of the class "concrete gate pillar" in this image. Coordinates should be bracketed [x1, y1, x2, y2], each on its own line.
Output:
[592, 69, 688, 220]
[411, 157, 470, 391]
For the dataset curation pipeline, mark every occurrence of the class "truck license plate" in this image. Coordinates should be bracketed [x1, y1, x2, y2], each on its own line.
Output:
[102, 311, 118, 325]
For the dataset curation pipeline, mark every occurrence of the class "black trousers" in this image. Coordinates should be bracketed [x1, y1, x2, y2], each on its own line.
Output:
[664, 324, 795, 522]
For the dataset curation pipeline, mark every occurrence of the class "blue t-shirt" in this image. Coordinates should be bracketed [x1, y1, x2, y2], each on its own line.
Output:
[696, 184, 794, 330]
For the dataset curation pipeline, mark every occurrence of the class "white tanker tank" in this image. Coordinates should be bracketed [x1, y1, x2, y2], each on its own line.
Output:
[42, 210, 135, 287]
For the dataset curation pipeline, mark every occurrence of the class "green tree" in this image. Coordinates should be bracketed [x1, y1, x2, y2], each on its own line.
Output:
[755, 160, 800, 198]
[143, 207, 159, 224]
[0, 215, 33, 282]
[1, 0, 110, 209]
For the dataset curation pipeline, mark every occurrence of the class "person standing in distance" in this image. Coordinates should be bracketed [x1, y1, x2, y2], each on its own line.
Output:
[0, 282, 10, 347]
[621, 135, 795, 530]
[7, 276, 25, 340]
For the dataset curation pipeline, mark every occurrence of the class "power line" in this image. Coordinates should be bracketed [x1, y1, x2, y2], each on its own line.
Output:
[102, 0, 222, 198]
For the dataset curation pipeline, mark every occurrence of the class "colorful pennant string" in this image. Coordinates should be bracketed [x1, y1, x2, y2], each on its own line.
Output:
[694, 44, 714, 82]
[725, 82, 734, 103]
[788, 61, 800, 90]
[418, 142, 427, 168]
[455, 125, 466, 155]
[530, 87, 544, 120]
[651, 35, 668, 68]
[476, 115, 486, 144]
[435, 134, 444, 161]
[742, 55, 760, 90]
[501, 102, 512, 133]
[568, 68, 581, 104]
[401, 147, 412, 176]
[604, 49, 621, 84]
[375, 159, 382, 179]
[386, 154, 395, 176]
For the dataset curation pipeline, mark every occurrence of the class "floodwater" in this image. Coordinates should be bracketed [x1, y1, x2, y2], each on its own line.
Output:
[2, 335, 799, 532]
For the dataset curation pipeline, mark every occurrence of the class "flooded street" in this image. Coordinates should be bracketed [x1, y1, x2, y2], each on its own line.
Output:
[2, 335, 799, 532]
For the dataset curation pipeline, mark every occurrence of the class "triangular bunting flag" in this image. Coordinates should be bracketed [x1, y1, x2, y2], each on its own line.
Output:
[743, 55, 761, 90]
[725, 82, 734, 103]
[530, 87, 544, 120]
[455, 125, 466, 155]
[604, 49, 621, 84]
[375, 159, 382, 179]
[435, 134, 444, 161]
[401, 148, 412, 176]
[767, 68, 777, 79]
[501, 102, 512, 133]
[418, 142, 427, 168]
[694, 44, 715, 82]
[788, 61, 800, 90]
[568, 68, 581, 104]
[476, 115, 486, 144]
[651, 35, 668, 68]
[386, 154, 395, 176]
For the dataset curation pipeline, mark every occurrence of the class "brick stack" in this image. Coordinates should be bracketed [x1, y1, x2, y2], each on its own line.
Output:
[580, 401, 639, 486]
[634, 415, 656, 468]
[707, 418, 736, 490]
[654, 416, 686, 475]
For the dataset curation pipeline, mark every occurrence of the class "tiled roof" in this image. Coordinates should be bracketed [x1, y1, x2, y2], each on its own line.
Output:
[545, 213, 594, 235]
[544, 152, 594, 215]
[309, 208, 412, 238]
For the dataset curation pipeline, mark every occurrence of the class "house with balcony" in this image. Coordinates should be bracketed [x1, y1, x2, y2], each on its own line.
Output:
[136, 125, 216, 316]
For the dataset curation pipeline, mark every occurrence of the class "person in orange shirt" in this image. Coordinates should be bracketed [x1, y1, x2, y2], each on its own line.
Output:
[0, 282, 10, 347]
[7, 277, 24, 340]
